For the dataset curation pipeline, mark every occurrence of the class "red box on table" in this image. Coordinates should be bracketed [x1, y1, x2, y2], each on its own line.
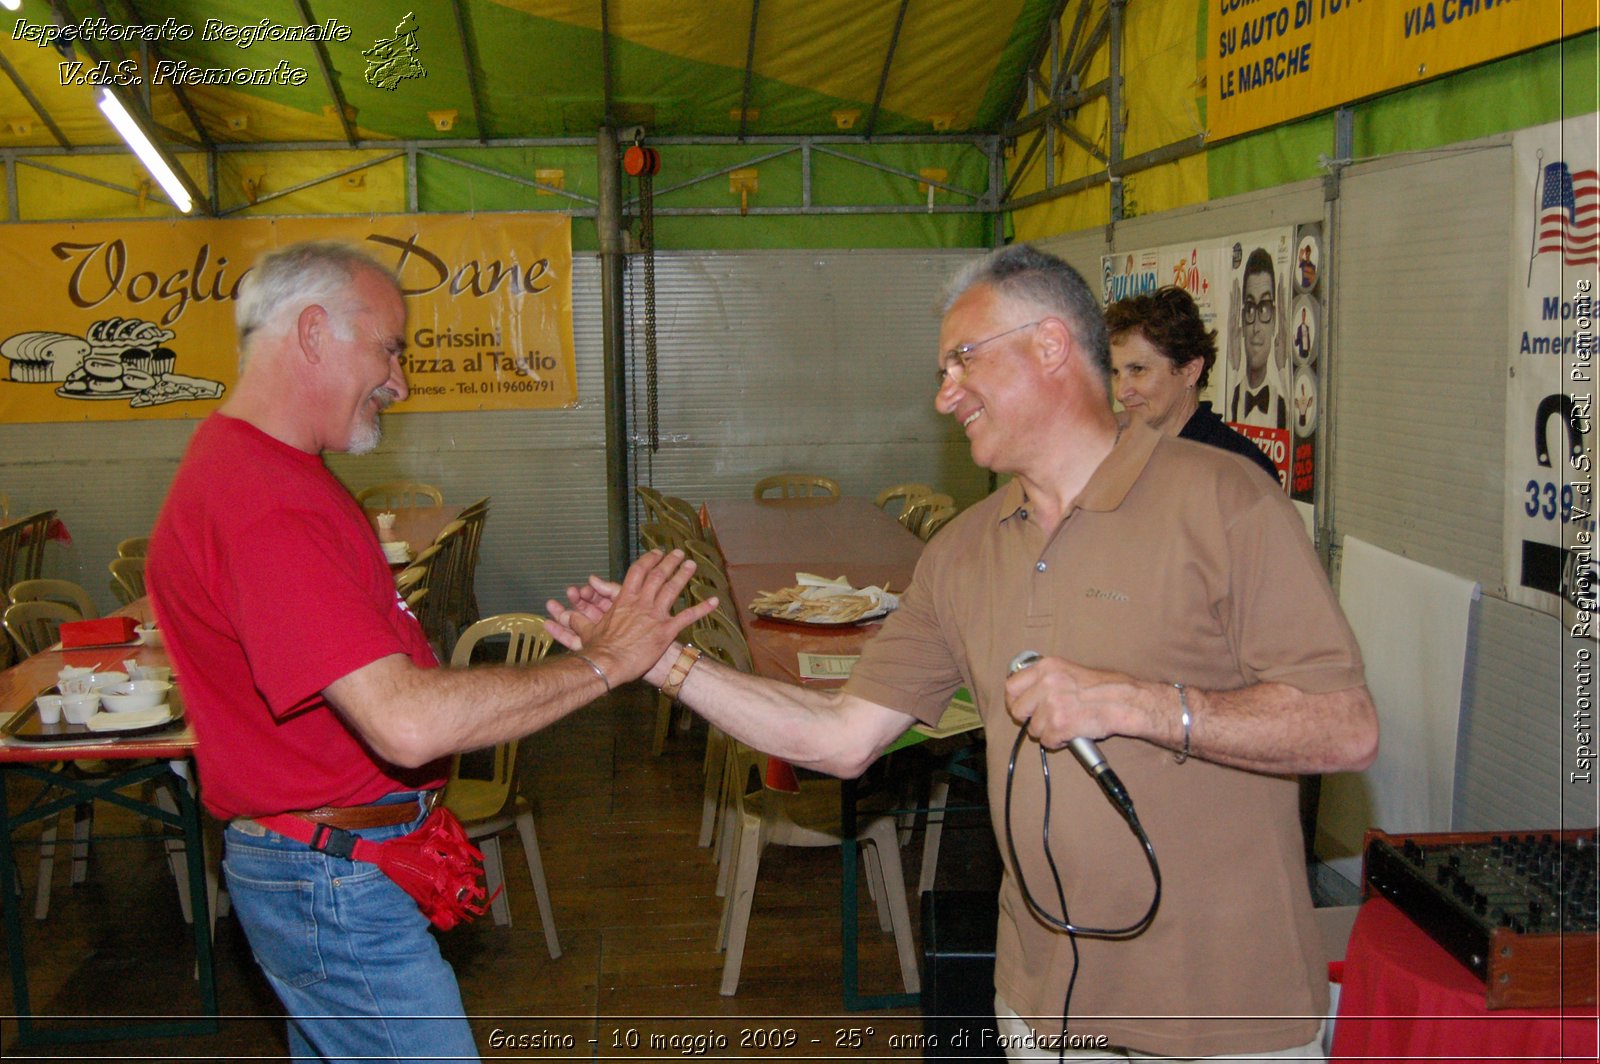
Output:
[58, 617, 138, 648]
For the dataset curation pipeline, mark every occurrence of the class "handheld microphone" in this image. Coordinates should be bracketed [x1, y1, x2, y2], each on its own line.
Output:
[1008, 650, 1138, 824]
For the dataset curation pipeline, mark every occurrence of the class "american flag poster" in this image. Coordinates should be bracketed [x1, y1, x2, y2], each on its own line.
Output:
[1506, 114, 1600, 627]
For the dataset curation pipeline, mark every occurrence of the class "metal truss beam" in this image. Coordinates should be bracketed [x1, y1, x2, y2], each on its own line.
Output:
[295, 0, 357, 146]
[0, 51, 71, 150]
[737, 0, 760, 142]
[449, 0, 488, 142]
[864, 0, 911, 141]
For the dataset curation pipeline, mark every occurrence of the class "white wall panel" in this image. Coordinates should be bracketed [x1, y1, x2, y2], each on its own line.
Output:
[1333, 144, 1511, 592]
[1454, 595, 1577, 830]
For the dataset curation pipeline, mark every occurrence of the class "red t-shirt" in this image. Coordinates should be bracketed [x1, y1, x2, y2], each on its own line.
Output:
[149, 414, 445, 819]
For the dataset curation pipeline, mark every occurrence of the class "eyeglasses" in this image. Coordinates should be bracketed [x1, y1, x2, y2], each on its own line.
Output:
[1242, 298, 1275, 325]
[937, 320, 1040, 385]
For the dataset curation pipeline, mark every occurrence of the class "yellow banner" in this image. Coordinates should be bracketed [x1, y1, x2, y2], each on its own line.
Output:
[0, 214, 574, 423]
[1207, 0, 1595, 141]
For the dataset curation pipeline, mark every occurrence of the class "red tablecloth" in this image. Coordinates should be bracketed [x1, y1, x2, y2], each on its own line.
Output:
[703, 497, 924, 792]
[1331, 897, 1597, 1062]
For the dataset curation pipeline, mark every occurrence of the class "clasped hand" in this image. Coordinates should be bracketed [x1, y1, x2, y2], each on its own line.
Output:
[543, 549, 716, 686]
[1004, 655, 1134, 750]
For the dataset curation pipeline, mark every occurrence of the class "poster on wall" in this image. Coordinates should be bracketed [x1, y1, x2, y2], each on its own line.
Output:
[1289, 223, 1323, 504]
[1206, 0, 1598, 142]
[1505, 115, 1599, 629]
[1102, 226, 1309, 496]
[0, 213, 575, 424]
[1219, 228, 1296, 491]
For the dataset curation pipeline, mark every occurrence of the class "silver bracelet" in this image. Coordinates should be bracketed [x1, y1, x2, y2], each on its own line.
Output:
[1172, 682, 1191, 764]
[574, 653, 611, 692]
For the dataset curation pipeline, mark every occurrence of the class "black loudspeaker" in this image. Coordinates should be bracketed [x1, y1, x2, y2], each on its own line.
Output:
[920, 889, 1003, 1060]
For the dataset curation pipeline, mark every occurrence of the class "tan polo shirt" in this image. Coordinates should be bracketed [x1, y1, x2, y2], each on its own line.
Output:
[845, 421, 1364, 1057]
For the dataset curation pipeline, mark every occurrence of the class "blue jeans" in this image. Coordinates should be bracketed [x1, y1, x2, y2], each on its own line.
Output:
[223, 792, 479, 1062]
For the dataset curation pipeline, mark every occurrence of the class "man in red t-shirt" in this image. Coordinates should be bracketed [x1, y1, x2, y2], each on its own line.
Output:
[148, 242, 714, 1062]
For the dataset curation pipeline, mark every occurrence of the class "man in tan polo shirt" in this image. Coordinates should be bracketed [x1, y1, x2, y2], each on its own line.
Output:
[551, 245, 1377, 1062]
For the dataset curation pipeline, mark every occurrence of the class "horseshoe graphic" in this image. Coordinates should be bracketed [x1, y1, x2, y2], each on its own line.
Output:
[1534, 393, 1583, 468]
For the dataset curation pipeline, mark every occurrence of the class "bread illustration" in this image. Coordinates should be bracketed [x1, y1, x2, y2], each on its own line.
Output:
[1, 331, 90, 382]
[87, 318, 175, 359]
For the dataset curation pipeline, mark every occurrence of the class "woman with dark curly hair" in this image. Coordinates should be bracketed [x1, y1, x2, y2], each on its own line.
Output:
[1105, 285, 1278, 481]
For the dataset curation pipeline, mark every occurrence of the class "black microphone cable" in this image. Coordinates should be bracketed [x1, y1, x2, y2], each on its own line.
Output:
[1003, 651, 1163, 1061]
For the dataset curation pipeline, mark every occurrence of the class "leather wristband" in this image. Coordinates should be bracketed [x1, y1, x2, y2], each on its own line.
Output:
[659, 645, 702, 700]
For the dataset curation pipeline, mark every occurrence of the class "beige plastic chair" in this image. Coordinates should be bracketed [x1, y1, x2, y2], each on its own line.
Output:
[115, 536, 150, 558]
[899, 492, 955, 536]
[636, 486, 702, 545]
[5, 593, 110, 917]
[752, 473, 840, 499]
[9, 579, 97, 620]
[635, 484, 668, 521]
[688, 611, 752, 852]
[638, 521, 683, 554]
[446, 498, 490, 635]
[682, 539, 733, 612]
[355, 481, 444, 509]
[0, 509, 57, 594]
[874, 483, 933, 519]
[414, 532, 459, 655]
[393, 564, 427, 599]
[662, 495, 709, 541]
[3, 599, 77, 657]
[714, 736, 919, 996]
[442, 614, 561, 957]
[917, 505, 958, 540]
[108, 556, 146, 606]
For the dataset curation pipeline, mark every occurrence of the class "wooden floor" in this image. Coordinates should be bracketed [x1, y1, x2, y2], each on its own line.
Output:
[0, 686, 989, 1060]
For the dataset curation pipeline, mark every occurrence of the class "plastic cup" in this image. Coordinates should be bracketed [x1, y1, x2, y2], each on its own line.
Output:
[35, 695, 63, 724]
[62, 693, 100, 725]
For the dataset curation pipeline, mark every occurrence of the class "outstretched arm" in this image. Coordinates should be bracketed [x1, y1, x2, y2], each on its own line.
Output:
[547, 586, 916, 778]
[326, 549, 719, 767]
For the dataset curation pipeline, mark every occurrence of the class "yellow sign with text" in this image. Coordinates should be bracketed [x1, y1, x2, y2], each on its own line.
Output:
[1207, 0, 1596, 142]
[0, 214, 575, 423]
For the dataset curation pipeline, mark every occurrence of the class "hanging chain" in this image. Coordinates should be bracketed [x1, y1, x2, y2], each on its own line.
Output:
[640, 167, 659, 453]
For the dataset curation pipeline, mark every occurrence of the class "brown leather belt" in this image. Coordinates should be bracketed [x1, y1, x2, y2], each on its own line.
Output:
[295, 792, 437, 830]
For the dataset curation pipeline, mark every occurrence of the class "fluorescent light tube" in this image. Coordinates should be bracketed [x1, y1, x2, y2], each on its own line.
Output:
[96, 89, 193, 214]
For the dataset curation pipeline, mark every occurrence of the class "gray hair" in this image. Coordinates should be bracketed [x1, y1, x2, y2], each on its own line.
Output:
[943, 244, 1110, 379]
[234, 242, 396, 364]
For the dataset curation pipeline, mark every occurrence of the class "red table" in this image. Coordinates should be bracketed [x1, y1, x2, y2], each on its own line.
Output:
[704, 496, 923, 688]
[1331, 897, 1597, 1062]
[0, 599, 216, 1044]
[703, 496, 933, 1009]
[367, 502, 464, 563]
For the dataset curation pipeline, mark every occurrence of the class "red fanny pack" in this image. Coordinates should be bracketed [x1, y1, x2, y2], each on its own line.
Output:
[255, 806, 498, 930]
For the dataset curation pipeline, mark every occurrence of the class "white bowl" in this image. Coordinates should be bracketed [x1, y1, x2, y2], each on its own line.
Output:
[100, 680, 171, 713]
[135, 624, 163, 647]
[62, 693, 100, 724]
[128, 664, 171, 683]
[87, 671, 129, 691]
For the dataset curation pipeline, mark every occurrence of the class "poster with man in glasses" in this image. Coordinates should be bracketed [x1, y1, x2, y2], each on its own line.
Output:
[1101, 229, 1310, 497]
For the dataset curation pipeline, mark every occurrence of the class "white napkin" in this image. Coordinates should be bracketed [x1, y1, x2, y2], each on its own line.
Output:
[794, 572, 899, 609]
[85, 705, 172, 731]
